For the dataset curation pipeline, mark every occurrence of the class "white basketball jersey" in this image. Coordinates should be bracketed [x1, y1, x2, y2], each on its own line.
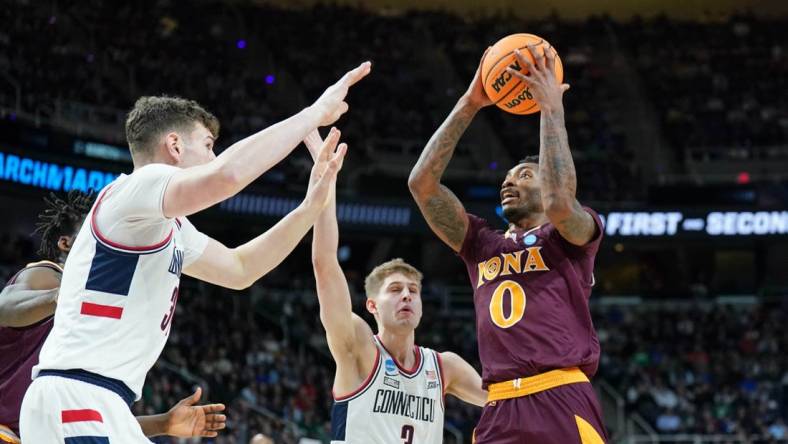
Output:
[34, 164, 208, 400]
[331, 336, 445, 444]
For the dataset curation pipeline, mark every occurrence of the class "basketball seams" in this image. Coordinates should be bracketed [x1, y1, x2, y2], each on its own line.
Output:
[482, 38, 545, 86]
[493, 79, 523, 104]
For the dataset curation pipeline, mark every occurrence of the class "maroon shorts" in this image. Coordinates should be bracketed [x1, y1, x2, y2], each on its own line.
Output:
[473, 382, 608, 444]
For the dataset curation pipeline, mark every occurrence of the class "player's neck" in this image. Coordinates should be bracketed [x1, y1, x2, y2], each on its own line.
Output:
[377, 329, 416, 367]
[509, 212, 549, 232]
[131, 153, 176, 171]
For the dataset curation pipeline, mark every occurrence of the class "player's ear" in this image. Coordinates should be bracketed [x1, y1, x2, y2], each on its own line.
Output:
[365, 297, 377, 315]
[57, 235, 73, 253]
[163, 132, 182, 162]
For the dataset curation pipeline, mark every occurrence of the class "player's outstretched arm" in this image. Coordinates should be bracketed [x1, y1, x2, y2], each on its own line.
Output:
[137, 387, 226, 438]
[508, 47, 595, 246]
[408, 52, 491, 252]
[162, 62, 371, 219]
[306, 130, 375, 368]
[440, 351, 487, 407]
[0, 267, 59, 327]
[183, 130, 347, 290]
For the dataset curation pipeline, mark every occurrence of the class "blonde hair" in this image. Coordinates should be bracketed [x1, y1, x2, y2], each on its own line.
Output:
[364, 258, 423, 298]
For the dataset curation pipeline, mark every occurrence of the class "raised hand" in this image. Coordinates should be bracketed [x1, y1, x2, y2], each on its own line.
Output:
[463, 48, 494, 110]
[311, 61, 372, 126]
[305, 127, 347, 210]
[164, 387, 226, 438]
[506, 45, 569, 114]
[304, 129, 324, 162]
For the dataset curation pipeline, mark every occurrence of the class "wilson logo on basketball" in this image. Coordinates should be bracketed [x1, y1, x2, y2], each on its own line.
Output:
[504, 88, 534, 109]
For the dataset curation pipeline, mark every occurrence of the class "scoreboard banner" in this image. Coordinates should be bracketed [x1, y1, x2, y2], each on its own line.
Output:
[598, 211, 788, 237]
[0, 150, 118, 193]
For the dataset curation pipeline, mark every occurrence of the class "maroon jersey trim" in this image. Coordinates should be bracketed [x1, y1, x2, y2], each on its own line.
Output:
[90, 185, 174, 253]
[375, 335, 422, 376]
[435, 352, 446, 399]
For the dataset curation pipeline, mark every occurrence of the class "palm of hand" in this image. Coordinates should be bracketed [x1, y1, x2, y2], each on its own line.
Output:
[168, 405, 205, 437]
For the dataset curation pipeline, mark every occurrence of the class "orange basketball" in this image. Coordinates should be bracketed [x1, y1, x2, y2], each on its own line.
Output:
[481, 33, 563, 115]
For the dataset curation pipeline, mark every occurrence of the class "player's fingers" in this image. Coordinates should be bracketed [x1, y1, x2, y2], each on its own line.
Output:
[319, 128, 341, 161]
[544, 45, 556, 73]
[334, 101, 349, 118]
[205, 413, 227, 423]
[528, 44, 545, 71]
[183, 387, 201, 406]
[477, 46, 492, 71]
[560, 84, 571, 93]
[304, 130, 324, 157]
[513, 49, 537, 78]
[200, 403, 226, 413]
[331, 143, 348, 171]
[506, 67, 533, 85]
[202, 431, 219, 438]
[339, 61, 372, 88]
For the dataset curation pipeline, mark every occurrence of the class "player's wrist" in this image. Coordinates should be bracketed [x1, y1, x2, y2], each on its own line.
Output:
[299, 196, 325, 217]
[458, 94, 484, 111]
[301, 105, 324, 128]
[540, 102, 565, 117]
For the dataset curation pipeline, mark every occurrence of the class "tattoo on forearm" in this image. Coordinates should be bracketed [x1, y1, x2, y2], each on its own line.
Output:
[539, 111, 596, 243]
[413, 103, 477, 182]
[539, 110, 576, 198]
[424, 188, 466, 247]
[410, 102, 476, 247]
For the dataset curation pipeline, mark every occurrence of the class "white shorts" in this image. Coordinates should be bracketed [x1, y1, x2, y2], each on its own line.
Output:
[19, 375, 152, 444]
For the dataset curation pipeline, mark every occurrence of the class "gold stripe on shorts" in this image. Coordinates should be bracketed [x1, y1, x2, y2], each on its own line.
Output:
[487, 367, 589, 402]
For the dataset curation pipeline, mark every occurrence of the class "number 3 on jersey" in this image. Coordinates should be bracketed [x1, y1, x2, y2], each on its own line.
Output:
[488, 280, 526, 328]
[160, 286, 179, 332]
[401, 425, 414, 444]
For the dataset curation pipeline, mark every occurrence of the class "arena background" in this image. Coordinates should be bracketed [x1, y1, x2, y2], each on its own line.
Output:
[1, 0, 787, 442]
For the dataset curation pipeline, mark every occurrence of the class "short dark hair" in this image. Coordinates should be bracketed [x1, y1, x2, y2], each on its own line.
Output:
[34, 191, 95, 261]
[519, 155, 539, 165]
[125, 96, 220, 157]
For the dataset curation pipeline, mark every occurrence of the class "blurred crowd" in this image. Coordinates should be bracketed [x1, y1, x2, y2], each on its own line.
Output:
[621, 14, 788, 162]
[0, 0, 681, 202]
[597, 302, 788, 441]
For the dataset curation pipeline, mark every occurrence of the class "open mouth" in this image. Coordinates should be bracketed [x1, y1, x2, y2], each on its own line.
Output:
[501, 189, 519, 205]
[397, 307, 413, 315]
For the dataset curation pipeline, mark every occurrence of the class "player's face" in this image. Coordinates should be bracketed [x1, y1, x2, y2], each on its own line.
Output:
[369, 272, 422, 332]
[176, 123, 217, 168]
[500, 162, 543, 222]
[57, 219, 85, 258]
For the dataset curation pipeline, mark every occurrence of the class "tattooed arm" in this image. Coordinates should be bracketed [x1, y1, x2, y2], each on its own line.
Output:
[408, 99, 474, 252]
[408, 54, 492, 252]
[539, 109, 595, 246]
[509, 45, 596, 246]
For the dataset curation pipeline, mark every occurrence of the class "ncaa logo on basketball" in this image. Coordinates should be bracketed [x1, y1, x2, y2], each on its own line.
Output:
[384, 358, 398, 376]
[491, 59, 522, 93]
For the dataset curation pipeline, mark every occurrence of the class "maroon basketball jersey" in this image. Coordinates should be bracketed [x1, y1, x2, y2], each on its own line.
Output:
[458, 209, 603, 388]
[0, 263, 60, 434]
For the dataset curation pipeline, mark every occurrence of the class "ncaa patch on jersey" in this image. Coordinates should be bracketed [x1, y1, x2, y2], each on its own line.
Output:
[524, 234, 537, 246]
[384, 358, 398, 376]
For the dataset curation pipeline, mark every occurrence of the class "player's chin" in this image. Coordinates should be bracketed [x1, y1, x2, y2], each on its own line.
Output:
[502, 204, 524, 220]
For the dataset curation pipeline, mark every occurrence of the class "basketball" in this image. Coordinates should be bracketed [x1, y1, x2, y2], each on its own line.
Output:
[481, 33, 564, 115]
